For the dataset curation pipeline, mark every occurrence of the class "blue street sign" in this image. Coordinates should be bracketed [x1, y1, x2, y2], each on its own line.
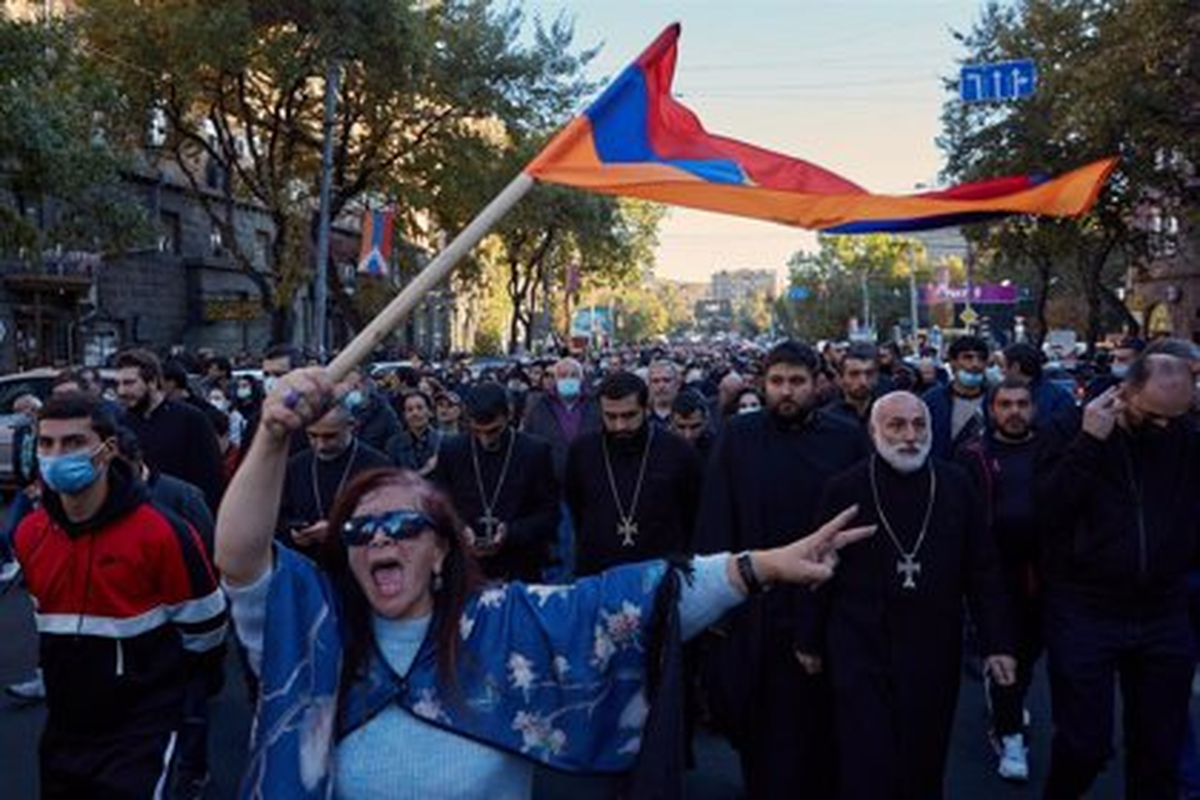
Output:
[960, 59, 1037, 103]
[788, 286, 811, 301]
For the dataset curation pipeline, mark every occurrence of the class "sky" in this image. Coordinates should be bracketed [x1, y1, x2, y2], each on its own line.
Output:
[519, 0, 995, 284]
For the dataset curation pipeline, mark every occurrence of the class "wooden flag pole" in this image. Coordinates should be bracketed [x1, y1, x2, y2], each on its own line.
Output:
[326, 172, 536, 382]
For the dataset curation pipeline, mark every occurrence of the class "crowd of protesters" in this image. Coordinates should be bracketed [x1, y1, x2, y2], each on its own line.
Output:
[1, 331, 1198, 800]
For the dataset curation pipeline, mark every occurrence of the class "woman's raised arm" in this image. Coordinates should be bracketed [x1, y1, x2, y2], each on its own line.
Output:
[215, 368, 334, 586]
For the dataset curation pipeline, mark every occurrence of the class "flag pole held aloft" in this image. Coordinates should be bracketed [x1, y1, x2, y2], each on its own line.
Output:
[326, 172, 537, 382]
[326, 22, 1116, 381]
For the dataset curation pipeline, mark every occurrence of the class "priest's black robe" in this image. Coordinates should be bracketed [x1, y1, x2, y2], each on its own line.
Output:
[565, 425, 702, 577]
[814, 456, 1014, 800]
[276, 439, 391, 562]
[692, 408, 868, 800]
[431, 429, 560, 582]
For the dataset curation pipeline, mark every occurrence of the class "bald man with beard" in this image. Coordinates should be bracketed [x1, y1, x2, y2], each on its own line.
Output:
[808, 391, 1016, 800]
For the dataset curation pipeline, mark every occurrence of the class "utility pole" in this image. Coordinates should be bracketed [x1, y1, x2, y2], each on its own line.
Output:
[860, 270, 872, 337]
[908, 243, 920, 355]
[313, 59, 340, 361]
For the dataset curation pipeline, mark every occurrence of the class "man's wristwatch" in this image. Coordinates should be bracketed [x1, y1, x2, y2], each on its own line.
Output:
[736, 551, 768, 595]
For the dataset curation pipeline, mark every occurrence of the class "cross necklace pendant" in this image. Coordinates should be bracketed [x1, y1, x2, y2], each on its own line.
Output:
[897, 554, 922, 589]
[602, 428, 655, 549]
[478, 512, 500, 542]
[869, 455, 937, 592]
[471, 429, 516, 545]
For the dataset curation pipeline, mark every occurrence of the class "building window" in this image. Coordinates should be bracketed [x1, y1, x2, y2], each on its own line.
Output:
[159, 212, 182, 255]
[1147, 209, 1180, 259]
[255, 230, 272, 269]
[204, 156, 229, 193]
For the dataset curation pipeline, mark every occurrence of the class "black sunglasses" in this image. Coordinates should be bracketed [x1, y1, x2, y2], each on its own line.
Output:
[341, 510, 437, 547]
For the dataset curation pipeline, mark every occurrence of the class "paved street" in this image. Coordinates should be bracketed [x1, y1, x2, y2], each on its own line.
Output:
[0, 576, 1132, 799]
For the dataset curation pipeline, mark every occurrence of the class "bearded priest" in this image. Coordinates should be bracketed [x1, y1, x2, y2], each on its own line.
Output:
[808, 391, 1016, 800]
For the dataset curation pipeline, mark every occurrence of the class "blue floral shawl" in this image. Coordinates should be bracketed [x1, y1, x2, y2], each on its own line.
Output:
[238, 545, 681, 799]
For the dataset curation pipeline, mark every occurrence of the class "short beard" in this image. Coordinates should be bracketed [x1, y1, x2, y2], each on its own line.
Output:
[996, 423, 1032, 441]
[316, 441, 350, 461]
[130, 394, 151, 416]
[873, 438, 931, 474]
[768, 398, 812, 422]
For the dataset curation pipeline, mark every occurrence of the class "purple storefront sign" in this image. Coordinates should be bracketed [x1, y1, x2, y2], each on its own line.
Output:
[921, 284, 1020, 305]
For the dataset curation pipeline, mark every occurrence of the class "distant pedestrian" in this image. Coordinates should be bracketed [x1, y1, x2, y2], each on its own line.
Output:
[115, 349, 226, 511]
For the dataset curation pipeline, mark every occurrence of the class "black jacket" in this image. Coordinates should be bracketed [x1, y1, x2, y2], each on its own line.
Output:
[521, 393, 603, 483]
[1036, 418, 1200, 604]
[147, 470, 215, 555]
[124, 398, 226, 511]
[354, 392, 403, 454]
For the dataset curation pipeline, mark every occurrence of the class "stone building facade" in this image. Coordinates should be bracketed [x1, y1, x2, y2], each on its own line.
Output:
[1126, 197, 1200, 344]
[0, 168, 276, 371]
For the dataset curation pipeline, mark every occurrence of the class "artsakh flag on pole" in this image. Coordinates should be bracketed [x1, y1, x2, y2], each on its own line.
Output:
[526, 24, 1116, 233]
[357, 207, 395, 277]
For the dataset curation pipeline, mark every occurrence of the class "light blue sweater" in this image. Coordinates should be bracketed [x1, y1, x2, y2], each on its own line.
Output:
[227, 553, 741, 799]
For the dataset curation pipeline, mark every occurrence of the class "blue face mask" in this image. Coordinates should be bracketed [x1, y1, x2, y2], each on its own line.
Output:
[343, 389, 365, 410]
[985, 365, 1004, 385]
[1110, 365, 1129, 380]
[956, 369, 985, 389]
[556, 378, 582, 399]
[39, 446, 105, 495]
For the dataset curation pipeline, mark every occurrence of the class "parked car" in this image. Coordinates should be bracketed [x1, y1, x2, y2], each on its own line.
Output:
[0, 368, 118, 493]
[466, 356, 513, 381]
[232, 367, 264, 384]
[368, 361, 414, 380]
[0, 369, 60, 494]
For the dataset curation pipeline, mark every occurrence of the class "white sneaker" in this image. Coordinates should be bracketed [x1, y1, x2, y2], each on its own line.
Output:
[997, 733, 1029, 782]
[5, 669, 45, 702]
[0, 559, 19, 584]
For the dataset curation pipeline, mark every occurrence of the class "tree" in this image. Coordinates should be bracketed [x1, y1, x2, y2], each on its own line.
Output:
[78, 0, 598, 341]
[0, 17, 147, 257]
[736, 290, 774, 337]
[651, 280, 696, 337]
[462, 130, 664, 352]
[938, 0, 1199, 347]
[779, 234, 924, 342]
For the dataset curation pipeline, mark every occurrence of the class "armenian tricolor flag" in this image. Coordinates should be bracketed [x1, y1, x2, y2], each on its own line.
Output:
[526, 24, 1116, 233]
[357, 208, 395, 277]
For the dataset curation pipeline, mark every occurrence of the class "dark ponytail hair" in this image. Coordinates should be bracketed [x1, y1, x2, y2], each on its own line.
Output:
[322, 468, 482, 695]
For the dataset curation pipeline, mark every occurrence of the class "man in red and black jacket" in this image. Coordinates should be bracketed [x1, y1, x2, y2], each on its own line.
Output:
[12, 391, 227, 800]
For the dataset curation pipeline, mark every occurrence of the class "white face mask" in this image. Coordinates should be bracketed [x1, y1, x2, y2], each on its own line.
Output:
[873, 436, 932, 474]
